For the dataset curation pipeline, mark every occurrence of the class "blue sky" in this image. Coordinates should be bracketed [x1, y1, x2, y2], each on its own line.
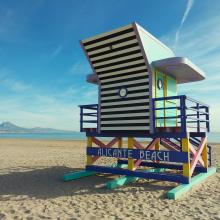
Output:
[0, 0, 220, 131]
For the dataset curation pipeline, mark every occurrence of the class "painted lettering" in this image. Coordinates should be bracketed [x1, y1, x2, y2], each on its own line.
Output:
[145, 151, 151, 160]
[151, 151, 157, 161]
[113, 149, 118, 157]
[128, 149, 133, 158]
[163, 151, 170, 162]
[98, 148, 102, 156]
[122, 148, 127, 158]
[157, 151, 163, 161]
[139, 150, 145, 159]
[117, 149, 122, 158]
[107, 148, 112, 157]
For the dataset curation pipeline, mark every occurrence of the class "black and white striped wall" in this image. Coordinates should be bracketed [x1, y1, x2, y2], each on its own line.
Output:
[81, 23, 152, 132]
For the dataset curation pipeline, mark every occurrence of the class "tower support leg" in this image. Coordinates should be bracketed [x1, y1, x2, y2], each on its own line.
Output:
[182, 136, 191, 181]
[128, 137, 134, 170]
[155, 138, 160, 150]
[87, 136, 93, 165]
[202, 141, 208, 169]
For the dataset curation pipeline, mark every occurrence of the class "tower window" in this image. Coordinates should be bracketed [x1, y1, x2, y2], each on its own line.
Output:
[157, 79, 163, 90]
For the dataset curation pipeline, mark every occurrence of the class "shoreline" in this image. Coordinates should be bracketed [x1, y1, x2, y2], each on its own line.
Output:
[0, 137, 86, 142]
[0, 137, 219, 145]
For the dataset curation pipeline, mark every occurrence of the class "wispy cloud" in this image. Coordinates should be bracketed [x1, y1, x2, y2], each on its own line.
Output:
[68, 61, 91, 76]
[174, 0, 194, 49]
[0, 67, 30, 92]
[51, 45, 63, 58]
[160, 12, 220, 131]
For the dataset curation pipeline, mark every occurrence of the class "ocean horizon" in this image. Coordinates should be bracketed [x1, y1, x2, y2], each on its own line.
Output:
[0, 132, 219, 143]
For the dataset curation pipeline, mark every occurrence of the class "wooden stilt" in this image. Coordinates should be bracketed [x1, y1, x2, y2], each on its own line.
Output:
[155, 138, 160, 150]
[182, 136, 191, 180]
[128, 137, 134, 170]
[202, 140, 208, 168]
[87, 136, 93, 165]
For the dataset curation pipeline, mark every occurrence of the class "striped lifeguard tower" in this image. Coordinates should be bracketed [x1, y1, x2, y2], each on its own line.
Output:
[63, 23, 216, 199]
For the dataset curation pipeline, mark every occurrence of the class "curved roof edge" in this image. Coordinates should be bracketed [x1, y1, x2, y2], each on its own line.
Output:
[152, 57, 205, 84]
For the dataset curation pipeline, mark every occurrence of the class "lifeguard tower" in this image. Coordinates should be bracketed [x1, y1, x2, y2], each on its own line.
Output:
[63, 23, 216, 199]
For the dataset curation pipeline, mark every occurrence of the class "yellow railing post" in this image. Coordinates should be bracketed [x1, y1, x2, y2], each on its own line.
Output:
[155, 138, 160, 151]
[128, 137, 134, 170]
[87, 136, 93, 165]
[202, 138, 208, 168]
[182, 136, 191, 180]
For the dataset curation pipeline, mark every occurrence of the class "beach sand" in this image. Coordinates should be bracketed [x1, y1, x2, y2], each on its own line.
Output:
[0, 138, 219, 220]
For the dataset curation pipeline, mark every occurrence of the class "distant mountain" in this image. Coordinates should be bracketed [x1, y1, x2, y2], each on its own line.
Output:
[0, 122, 73, 133]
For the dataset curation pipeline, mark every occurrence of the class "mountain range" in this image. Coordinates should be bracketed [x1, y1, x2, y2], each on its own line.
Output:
[0, 122, 73, 133]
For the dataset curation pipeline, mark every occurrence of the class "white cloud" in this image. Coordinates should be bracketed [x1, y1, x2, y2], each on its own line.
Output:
[0, 72, 98, 131]
[174, 0, 194, 49]
[0, 94, 79, 131]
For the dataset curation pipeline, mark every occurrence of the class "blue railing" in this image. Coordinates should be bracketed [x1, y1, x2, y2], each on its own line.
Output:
[79, 104, 98, 132]
[152, 95, 210, 134]
[79, 96, 209, 135]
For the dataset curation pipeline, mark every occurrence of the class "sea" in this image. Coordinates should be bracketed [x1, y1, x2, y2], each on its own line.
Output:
[0, 132, 220, 143]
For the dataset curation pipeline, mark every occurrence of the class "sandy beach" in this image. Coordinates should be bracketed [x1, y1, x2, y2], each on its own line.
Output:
[0, 138, 219, 220]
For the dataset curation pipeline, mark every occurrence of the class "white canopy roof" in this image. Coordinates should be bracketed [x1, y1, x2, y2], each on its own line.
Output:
[152, 57, 205, 84]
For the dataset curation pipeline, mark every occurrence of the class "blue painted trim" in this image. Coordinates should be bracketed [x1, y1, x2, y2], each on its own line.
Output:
[85, 131, 207, 139]
[87, 147, 188, 163]
[153, 95, 210, 134]
[80, 107, 83, 132]
[152, 98, 156, 133]
[79, 104, 98, 109]
[155, 106, 179, 110]
[86, 165, 189, 183]
[117, 160, 208, 173]
[79, 104, 98, 132]
[180, 95, 186, 133]
[154, 95, 185, 101]
[79, 95, 210, 135]
[190, 132, 206, 137]
[86, 131, 188, 138]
